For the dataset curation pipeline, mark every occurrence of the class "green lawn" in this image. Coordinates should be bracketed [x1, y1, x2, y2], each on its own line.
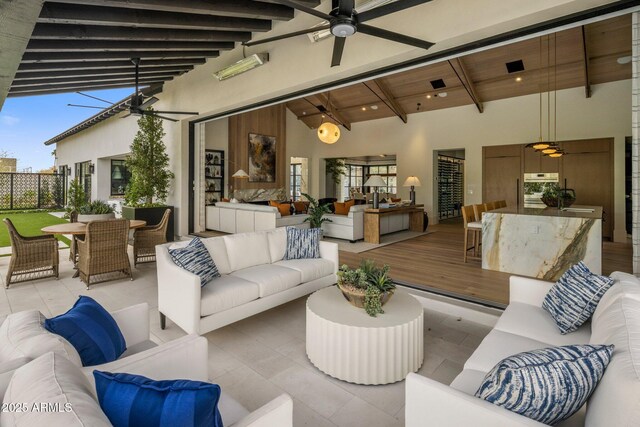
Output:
[0, 212, 70, 248]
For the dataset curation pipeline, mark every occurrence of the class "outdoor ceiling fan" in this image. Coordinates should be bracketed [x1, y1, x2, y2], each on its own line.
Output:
[68, 58, 198, 122]
[243, 0, 435, 67]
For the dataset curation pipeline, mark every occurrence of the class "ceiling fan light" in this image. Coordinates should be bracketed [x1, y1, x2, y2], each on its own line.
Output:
[331, 22, 356, 37]
[318, 122, 340, 144]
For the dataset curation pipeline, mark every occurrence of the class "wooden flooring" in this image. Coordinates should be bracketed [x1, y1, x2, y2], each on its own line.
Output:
[339, 221, 633, 308]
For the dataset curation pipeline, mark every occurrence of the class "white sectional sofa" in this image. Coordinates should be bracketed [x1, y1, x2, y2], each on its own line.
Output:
[206, 202, 309, 233]
[406, 272, 640, 426]
[322, 204, 409, 242]
[156, 228, 338, 335]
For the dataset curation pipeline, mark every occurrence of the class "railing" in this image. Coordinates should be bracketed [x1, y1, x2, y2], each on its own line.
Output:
[0, 173, 66, 210]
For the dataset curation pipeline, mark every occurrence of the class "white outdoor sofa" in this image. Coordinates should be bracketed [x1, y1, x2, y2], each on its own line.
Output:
[321, 203, 410, 242]
[406, 272, 640, 426]
[206, 202, 309, 233]
[156, 228, 339, 335]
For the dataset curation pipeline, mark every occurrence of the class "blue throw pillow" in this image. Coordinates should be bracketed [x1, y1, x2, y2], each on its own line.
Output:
[476, 344, 613, 425]
[94, 371, 223, 427]
[284, 227, 321, 260]
[168, 238, 220, 286]
[44, 295, 126, 367]
[542, 262, 615, 334]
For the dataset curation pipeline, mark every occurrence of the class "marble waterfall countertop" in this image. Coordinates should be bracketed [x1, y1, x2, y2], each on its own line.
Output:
[489, 205, 603, 219]
[482, 205, 602, 281]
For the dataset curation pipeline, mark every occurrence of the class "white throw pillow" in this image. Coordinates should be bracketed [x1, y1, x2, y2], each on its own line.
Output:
[1, 352, 111, 427]
[223, 232, 271, 272]
[0, 310, 81, 366]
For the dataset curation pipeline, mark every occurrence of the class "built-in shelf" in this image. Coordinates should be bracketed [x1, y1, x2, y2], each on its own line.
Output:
[205, 149, 224, 205]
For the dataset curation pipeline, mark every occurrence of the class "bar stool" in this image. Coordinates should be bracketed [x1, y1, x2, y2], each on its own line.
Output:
[473, 203, 487, 220]
[462, 205, 482, 262]
[485, 201, 498, 211]
[496, 200, 507, 208]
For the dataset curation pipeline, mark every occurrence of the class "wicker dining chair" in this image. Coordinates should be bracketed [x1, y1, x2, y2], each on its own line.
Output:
[132, 209, 172, 267]
[3, 218, 59, 288]
[77, 219, 132, 289]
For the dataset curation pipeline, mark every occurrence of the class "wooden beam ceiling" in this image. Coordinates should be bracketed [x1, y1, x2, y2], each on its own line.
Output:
[286, 14, 631, 126]
[8, 0, 310, 97]
[371, 79, 408, 123]
[581, 26, 592, 98]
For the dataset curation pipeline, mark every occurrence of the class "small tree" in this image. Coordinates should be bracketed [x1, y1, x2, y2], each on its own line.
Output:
[125, 112, 174, 207]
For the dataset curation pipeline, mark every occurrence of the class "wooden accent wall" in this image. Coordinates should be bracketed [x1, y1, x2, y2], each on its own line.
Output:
[228, 104, 286, 191]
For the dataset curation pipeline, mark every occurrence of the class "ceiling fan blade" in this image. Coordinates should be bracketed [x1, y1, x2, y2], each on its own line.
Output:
[358, 0, 432, 22]
[145, 113, 178, 122]
[331, 37, 346, 67]
[358, 24, 434, 50]
[67, 104, 106, 110]
[75, 91, 113, 105]
[269, 0, 331, 20]
[244, 24, 330, 47]
[139, 96, 159, 109]
[151, 110, 199, 115]
[338, 0, 354, 16]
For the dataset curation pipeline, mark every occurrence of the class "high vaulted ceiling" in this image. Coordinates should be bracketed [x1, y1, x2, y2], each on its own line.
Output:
[7, 0, 321, 98]
[286, 14, 632, 128]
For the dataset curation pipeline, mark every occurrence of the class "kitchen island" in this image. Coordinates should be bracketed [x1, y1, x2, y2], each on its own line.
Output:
[482, 205, 602, 281]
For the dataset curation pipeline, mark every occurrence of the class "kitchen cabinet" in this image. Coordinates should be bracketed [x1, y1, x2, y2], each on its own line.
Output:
[482, 145, 521, 209]
[524, 147, 560, 173]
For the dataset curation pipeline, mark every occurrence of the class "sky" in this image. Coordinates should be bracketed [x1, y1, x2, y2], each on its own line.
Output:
[0, 87, 135, 172]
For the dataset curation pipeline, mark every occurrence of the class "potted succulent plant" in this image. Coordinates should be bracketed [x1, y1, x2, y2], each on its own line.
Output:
[541, 183, 576, 208]
[77, 200, 116, 223]
[122, 111, 174, 241]
[337, 260, 396, 317]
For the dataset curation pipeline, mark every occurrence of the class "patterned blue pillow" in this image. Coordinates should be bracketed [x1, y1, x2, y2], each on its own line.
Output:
[476, 345, 614, 425]
[45, 295, 126, 366]
[94, 371, 223, 427]
[542, 262, 615, 334]
[168, 238, 220, 286]
[284, 227, 321, 260]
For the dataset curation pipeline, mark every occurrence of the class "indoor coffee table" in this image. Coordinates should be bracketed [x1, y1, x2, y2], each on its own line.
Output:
[306, 286, 424, 385]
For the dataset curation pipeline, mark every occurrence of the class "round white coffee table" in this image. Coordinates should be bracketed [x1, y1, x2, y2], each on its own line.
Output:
[306, 286, 424, 385]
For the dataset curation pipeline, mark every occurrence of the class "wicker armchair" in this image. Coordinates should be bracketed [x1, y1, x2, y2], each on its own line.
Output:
[77, 219, 132, 289]
[132, 208, 171, 266]
[3, 218, 58, 288]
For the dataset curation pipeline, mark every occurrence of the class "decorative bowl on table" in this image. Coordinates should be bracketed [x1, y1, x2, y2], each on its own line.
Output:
[337, 282, 394, 308]
[336, 260, 396, 317]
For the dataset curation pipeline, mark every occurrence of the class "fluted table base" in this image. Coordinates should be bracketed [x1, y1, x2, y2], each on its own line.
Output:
[306, 286, 424, 385]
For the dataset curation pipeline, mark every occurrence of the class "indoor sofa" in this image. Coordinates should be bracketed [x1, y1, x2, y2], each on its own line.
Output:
[156, 228, 338, 335]
[406, 272, 640, 426]
[321, 203, 409, 242]
[205, 202, 309, 233]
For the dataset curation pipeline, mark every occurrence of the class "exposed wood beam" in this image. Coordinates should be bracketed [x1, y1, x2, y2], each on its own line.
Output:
[0, 0, 44, 109]
[11, 72, 180, 88]
[21, 51, 218, 62]
[26, 40, 235, 52]
[9, 77, 169, 94]
[37, 3, 272, 32]
[306, 93, 351, 131]
[48, 0, 295, 21]
[14, 65, 193, 80]
[371, 79, 407, 123]
[581, 25, 592, 98]
[31, 23, 250, 42]
[450, 58, 483, 113]
[8, 82, 157, 97]
[18, 58, 206, 72]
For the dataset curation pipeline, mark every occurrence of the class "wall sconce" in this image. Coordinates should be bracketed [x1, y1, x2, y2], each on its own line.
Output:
[89, 163, 95, 174]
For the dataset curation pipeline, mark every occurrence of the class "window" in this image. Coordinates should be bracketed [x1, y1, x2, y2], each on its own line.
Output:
[111, 160, 130, 196]
[75, 161, 91, 202]
[343, 165, 363, 200]
[365, 165, 397, 194]
[290, 163, 302, 200]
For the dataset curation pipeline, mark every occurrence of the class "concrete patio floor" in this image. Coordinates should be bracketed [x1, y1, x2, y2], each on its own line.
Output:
[0, 248, 492, 427]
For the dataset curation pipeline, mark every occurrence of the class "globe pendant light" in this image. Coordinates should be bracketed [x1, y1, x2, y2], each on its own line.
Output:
[318, 121, 340, 144]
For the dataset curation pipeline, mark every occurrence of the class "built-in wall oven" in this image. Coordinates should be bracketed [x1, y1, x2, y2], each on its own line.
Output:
[523, 172, 559, 208]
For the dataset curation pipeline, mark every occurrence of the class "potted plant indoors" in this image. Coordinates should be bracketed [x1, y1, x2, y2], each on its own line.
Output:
[337, 260, 396, 317]
[77, 200, 115, 223]
[122, 111, 175, 241]
[302, 193, 332, 229]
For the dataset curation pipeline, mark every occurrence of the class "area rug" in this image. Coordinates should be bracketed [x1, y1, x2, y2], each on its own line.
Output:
[326, 230, 435, 254]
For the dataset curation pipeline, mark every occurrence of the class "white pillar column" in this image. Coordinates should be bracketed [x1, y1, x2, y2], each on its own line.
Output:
[632, 12, 640, 274]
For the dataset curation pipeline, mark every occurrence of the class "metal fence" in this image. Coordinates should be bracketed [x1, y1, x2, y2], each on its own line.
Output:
[0, 173, 66, 210]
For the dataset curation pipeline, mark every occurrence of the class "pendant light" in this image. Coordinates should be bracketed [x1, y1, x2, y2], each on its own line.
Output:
[317, 92, 341, 144]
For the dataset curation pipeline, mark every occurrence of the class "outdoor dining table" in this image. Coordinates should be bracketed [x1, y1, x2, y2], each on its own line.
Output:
[41, 219, 146, 278]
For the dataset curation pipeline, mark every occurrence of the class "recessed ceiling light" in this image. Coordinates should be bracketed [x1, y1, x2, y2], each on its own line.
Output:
[617, 55, 632, 65]
[321, 114, 325, 118]
[302, 111, 307, 115]
[438, 92, 448, 98]
[426, 94, 432, 99]
[515, 76, 523, 82]
[361, 107, 367, 111]
[370, 105, 378, 110]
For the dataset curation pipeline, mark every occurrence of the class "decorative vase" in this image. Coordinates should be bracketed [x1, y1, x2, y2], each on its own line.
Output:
[336, 282, 394, 309]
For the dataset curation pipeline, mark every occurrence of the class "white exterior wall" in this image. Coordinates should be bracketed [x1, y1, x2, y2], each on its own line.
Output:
[52, 0, 635, 237]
